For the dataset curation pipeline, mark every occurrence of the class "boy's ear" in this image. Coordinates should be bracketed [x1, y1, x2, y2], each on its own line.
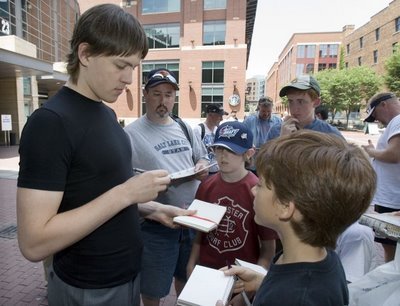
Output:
[278, 201, 296, 221]
[312, 97, 321, 108]
[245, 147, 256, 159]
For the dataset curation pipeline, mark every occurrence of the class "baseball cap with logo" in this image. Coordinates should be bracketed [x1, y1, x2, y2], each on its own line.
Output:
[279, 74, 321, 97]
[364, 93, 396, 122]
[206, 104, 228, 116]
[145, 68, 179, 90]
[211, 121, 253, 154]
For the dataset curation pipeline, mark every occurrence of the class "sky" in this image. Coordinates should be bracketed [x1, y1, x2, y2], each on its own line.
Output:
[246, 0, 393, 78]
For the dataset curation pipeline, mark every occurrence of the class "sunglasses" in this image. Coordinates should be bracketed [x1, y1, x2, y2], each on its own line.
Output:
[148, 73, 177, 84]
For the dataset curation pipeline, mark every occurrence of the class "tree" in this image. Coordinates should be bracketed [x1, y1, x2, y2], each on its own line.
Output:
[315, 67, 382, 128]
[384, 47, 400, 96]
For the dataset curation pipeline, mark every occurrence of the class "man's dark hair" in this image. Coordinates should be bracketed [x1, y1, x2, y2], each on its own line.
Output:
[67, 4, 148, 84]
[315, 105, 329, 120]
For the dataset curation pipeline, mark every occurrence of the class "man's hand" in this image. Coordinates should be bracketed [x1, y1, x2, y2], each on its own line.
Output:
[280, 116, 299, 135]
[138, 202, 196, 229]
[122, 170, 170, 206]
[194, 159, 210, 181]
[361, 139, 375, 157]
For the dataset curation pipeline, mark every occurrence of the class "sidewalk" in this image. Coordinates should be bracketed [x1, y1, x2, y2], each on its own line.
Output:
[0, 130, 381, 305]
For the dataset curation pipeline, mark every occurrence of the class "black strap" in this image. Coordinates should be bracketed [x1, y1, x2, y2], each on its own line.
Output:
[198, 123, 205, 140]
[170, 114, 195, 163]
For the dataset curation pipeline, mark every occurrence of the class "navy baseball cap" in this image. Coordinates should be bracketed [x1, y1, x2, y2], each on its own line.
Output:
[212, 121, 253, 154]
[206, 104, 228, 116]
[145, 68, 179, 90]
[279, 74, 321, 97]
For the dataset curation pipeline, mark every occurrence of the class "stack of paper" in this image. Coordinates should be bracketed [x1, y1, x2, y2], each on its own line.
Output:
[173, 199, 227, 233]
[177, 265, 235, 306]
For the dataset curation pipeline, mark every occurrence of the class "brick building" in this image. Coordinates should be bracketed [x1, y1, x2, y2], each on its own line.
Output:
[0, 0, 257, 144]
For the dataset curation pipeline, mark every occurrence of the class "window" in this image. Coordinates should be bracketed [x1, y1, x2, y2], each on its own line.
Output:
[296, 64, 304, 76]
[203, 21, 226, 45]
[142, 0, 180, 14]
[329, 44, 338, 58]
[328, 63, 337, 69]
[359, 37, 364, 49]
[396, 17, 400, 32]
[141, 63, 180, 116]
[358, 56, 362, 66]
[144, 23, 180, 49]
[201, 87, 224, 117]
[346, 44, 350, 54]
[345, 62, 349, 68]
[318, 63, 327, 71]
[297, 45, 305, 58]
[306, 45, 315, 58]
[204, 0, 226, 10]
[375, 28, 380, 41]
[202, 61, 224, 83]
[373, 50, 378, 64]
[319, 44, 328, 58]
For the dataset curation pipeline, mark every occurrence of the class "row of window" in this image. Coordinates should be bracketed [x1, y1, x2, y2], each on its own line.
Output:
[144, 20, 227, 48]
[346, 17, 400, 54]
[296, 63, 337, 75]
[297, 44, 339, 59]
[141, 61, 226, 117]
[139, 0, 226, 14]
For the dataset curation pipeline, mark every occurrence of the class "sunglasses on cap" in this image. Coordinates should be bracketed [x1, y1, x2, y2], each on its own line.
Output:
[148, 73, 177, 84]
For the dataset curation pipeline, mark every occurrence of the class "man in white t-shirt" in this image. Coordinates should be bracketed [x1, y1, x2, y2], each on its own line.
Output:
[362, 92, 400, 262]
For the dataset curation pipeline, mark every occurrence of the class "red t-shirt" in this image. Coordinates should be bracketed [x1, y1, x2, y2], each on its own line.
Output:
[196, 172, 278, 269]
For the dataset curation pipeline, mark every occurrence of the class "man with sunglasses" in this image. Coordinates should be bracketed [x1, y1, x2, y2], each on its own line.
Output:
[124, 68, 209, 306]
[362, 92, 400, 262]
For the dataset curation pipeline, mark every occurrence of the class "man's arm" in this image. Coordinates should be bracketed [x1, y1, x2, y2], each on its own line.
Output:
[17, 170, 170, 262]
[362, 134, 400, 163]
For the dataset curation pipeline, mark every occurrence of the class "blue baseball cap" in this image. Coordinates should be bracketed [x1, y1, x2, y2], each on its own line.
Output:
[212, 121, 253, 154]
[145, 68, 179, 90]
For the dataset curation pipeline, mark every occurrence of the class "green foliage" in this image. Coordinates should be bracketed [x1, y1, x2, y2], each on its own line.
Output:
[339, 46, 346, 70]
[315, 67, 382, 127]
[384, 48, 400, 96]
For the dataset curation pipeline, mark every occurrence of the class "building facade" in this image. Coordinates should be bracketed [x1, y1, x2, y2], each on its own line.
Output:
[0, 0, 79, 145]
[245, 75, 265, 111]
[266, 31, 346, 114]
[343, 0, 400, 75]
[266, 0, 400, 115]
[0, 0, 257, 144]
[80, 0, 257, 126]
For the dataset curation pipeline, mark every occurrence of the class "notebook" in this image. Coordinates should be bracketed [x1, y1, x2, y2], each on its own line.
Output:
[170, 163, 218, 180]
[235, 258, 268, 276]
[173, 199, 227, 233]
[177, 265, 235, 306]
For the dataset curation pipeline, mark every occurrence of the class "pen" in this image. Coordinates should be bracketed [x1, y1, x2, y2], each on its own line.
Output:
[226, 260, 252, 306]
[133, 168, 146, 173]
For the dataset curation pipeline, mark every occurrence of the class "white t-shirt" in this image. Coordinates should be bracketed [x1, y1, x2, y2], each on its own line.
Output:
[371, 114, 400, 209]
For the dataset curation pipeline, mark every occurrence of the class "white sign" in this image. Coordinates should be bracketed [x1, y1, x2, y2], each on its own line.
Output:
[1, 114, 12, 131]
[228, 94, 240, 106]
[1, 17, 10, 35]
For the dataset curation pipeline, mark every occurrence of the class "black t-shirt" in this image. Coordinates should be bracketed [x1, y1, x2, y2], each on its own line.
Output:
[18, 87, 142, 289]
[253, 249, 349, 306]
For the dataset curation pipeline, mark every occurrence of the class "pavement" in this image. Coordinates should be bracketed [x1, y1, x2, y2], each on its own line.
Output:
[0, 130, 382, 305]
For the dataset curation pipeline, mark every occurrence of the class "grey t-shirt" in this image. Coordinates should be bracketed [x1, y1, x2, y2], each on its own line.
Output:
[125, 115, 208, 208]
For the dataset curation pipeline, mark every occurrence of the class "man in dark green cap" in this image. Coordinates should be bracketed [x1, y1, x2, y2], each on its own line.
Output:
[266, 74, 342, 140]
